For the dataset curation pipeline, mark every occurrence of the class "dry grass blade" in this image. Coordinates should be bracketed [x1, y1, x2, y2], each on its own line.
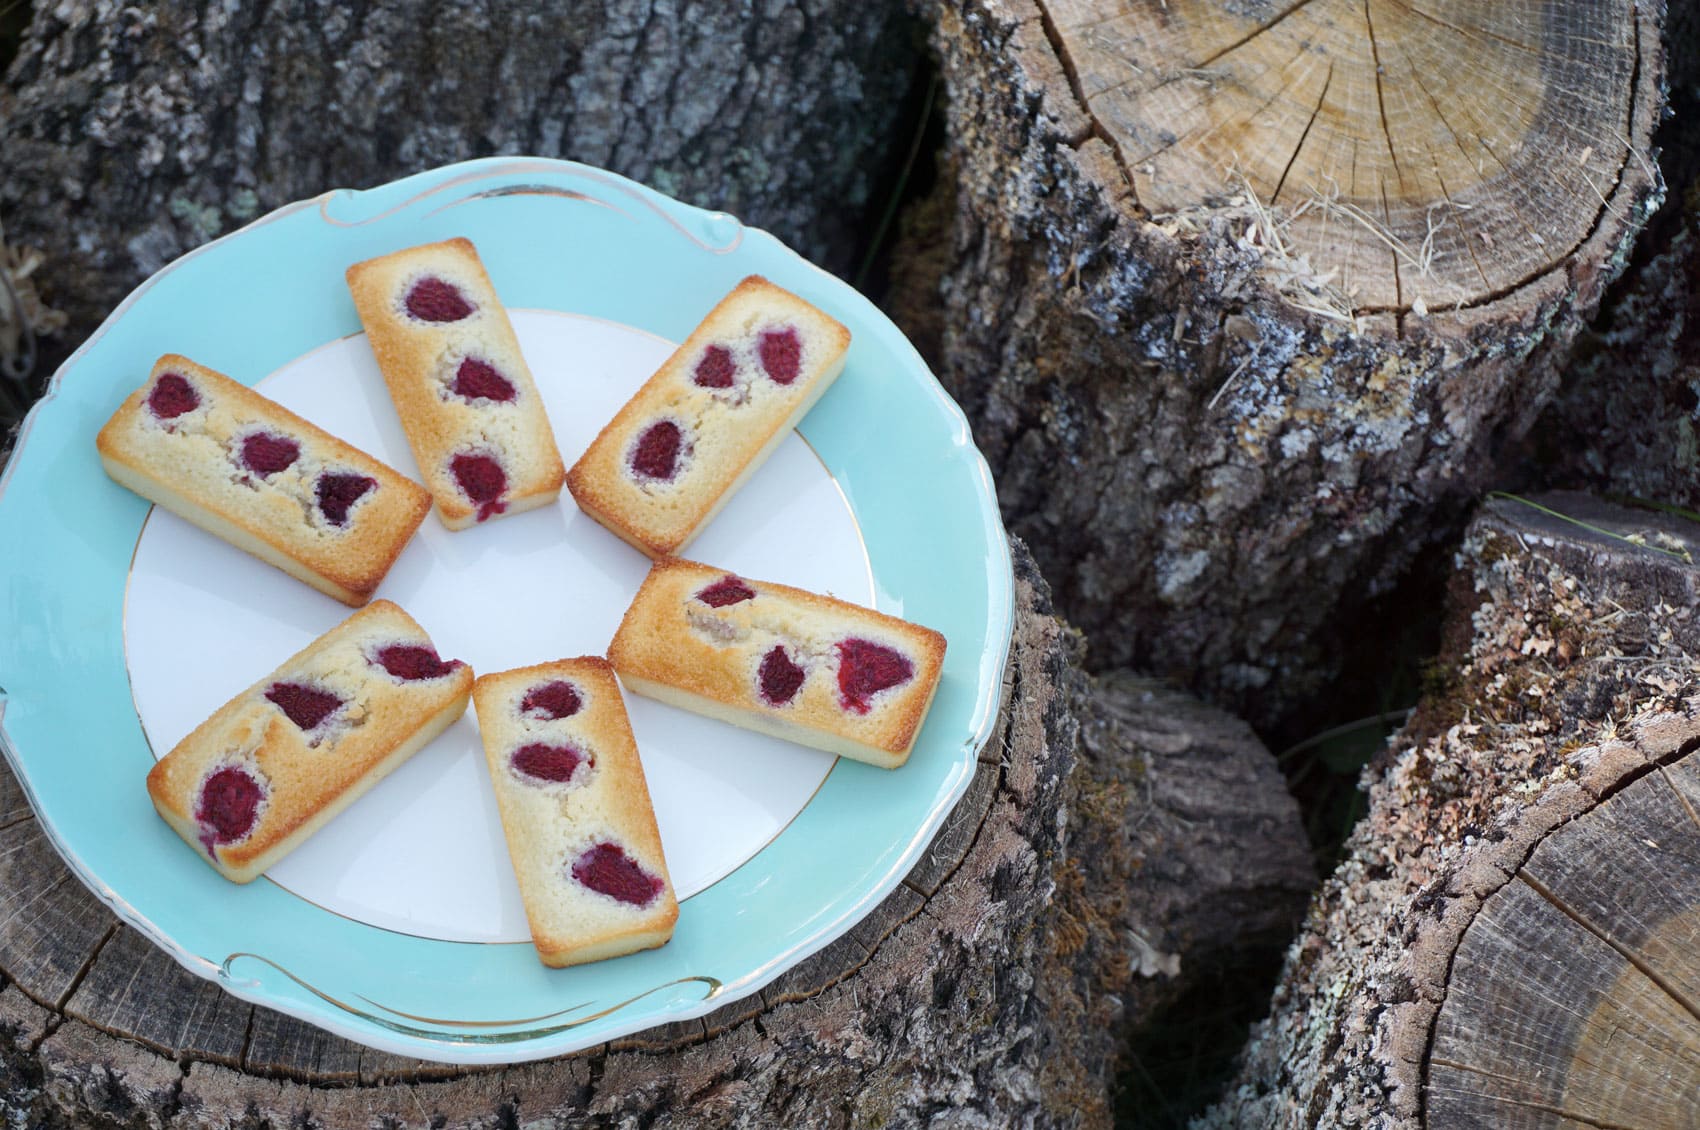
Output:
[1227, 171, 1361, 328]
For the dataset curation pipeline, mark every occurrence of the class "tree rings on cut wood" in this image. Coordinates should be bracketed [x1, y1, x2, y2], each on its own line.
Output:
[1051, 0, 1647, 311]
[1200, 493, 1700, 1127]
[1429, 757, 1700, 1127]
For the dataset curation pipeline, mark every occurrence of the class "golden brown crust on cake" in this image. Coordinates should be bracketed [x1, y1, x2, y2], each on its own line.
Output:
[565, 276, 850, 557]
[346, 237, 566, 530]
[472, 658, 678, 966]
[95, 355, 431, 606]
[608, 558, 946, 769]
[144, 601, 473, 883]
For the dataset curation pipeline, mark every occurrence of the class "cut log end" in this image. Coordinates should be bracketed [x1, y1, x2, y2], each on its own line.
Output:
[1050, 0, 1652, 311]
[1430, 758, 1700, 1128]
[1202, 493, 1700, 1128]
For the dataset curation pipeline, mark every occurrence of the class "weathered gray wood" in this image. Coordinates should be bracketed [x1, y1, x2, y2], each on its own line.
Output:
[695, 988, 768, 1042]
[1659, 749, 1700, 808]
[1427, 771, 1700, 1130]
[0, 820, 117, 1008]
[1534, 196, 1700, 517]
[0, 538, 1314, 1126]
[900, 754, 1000, 897]
[1070, 673, 1315, 1021]
[1202, 493, 1700, 1128]
[1031, 671, 1316, 1119]
[1428, 880, 1700, 1130]
[1518, 763, 1700, 1006]
[760, 882, 925, 1007]
[242, 1006, 365, 1083]
[65, 926, 250, 1065]
[353, 1044, 476, 1087]
[903, 0, 1665, 734]
[1066, 1, 1646, 313]
[0, 0, 923, 344]
[0, 750, 34, 829]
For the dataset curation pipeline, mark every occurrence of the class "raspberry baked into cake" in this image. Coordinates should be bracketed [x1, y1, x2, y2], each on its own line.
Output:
[608, 559, 946, 769]
[145, 600, 473, 883]
[566, 276, 850, 557]
[96, 355, 432, 606]
[472, 658, 678, 966]
[347, 238, 566, 529]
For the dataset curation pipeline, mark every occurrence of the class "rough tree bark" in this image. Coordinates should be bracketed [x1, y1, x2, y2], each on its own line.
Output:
[1529, 190, 1700, 510]
[907, 0, 1665, 735]
[1071, 673, 1314, 1025]
[1531, 7, 1700, 511]
[1200, 493, 1700, 1127]
[0, 0, 921, 343]
[0, 541, 1310, 1128]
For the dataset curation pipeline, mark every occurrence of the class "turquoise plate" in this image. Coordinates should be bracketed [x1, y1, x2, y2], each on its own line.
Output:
[0, 158, 1012, 1063]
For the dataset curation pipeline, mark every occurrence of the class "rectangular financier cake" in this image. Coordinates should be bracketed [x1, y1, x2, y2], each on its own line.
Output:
[608, 559, 947, 769]
[96, 354, 432, 606]
[566, 276, 850, 557]
[346, 237, 566, 529]
[145, 600, 473, 883]
[472, 658, 678, 967]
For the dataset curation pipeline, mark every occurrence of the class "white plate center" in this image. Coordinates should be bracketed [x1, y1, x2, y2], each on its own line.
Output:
[123, 310, 871, 943]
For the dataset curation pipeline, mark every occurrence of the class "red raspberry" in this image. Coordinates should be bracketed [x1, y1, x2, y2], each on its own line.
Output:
[696, 576, 755, 607]
[571, 842, 664, 906]
[693, 345, 735, 389]
[511, 743, 588, 784]
[147, 373, 200, 419]
[521, 681, 582, 719]
[240, 433, 300, 476]
[759, 645, 805, 705]
[374, 645, 461, 681]
[450, 453, 507, 522]
[195, 765, 264, 852]
[405, 277, 475, 322]
[630, 421, 683, 481]
[836, 638, 914, 714]
[451, 358, 516, 403]
[264, 682, 343, 730]
[316, 472, 376, 526]
[758, 327, 801, 385]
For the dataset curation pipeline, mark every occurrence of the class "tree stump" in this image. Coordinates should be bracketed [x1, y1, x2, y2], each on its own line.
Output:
[910, 0, 1665, 734]
[1201, 492, 1700, 1127]
[0, 0, 922, 344]
[0, 540, 1311, 1127]
[1071, 673, 1314, 1022]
